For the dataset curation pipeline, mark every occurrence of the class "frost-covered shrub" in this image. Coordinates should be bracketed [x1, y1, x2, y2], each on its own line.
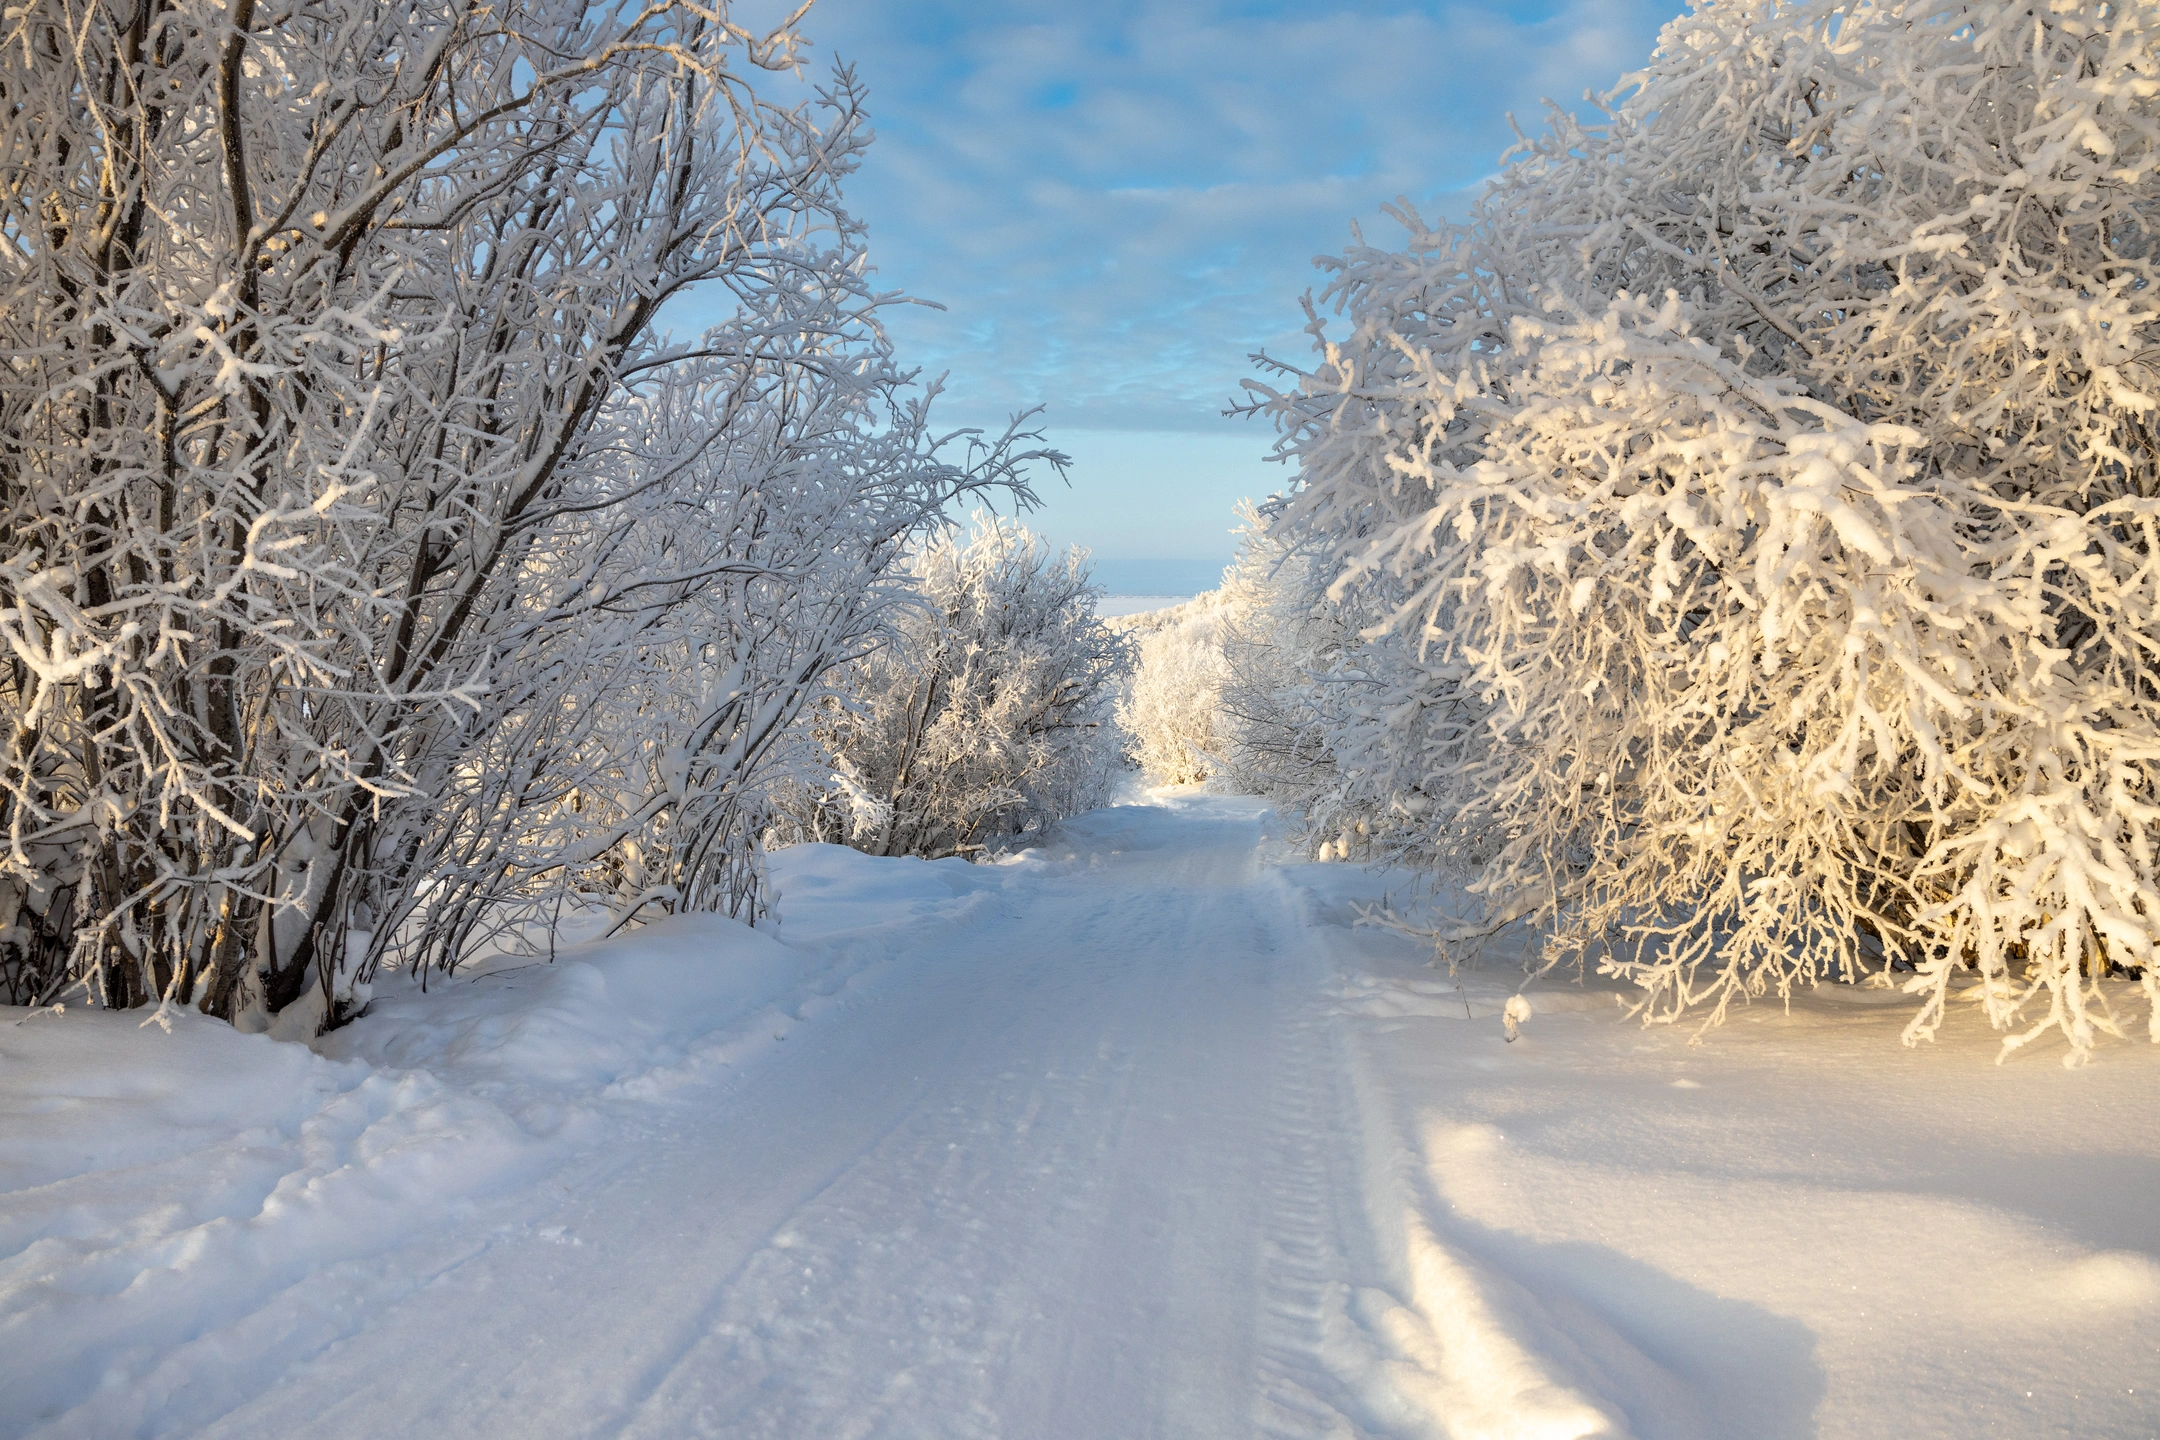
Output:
[1203, 520, 1430, 870]
[1249, 0, 2160, 1060]
[1113, 510, 1349, 797]
[1210, 531, 1347, 818]
[787, 518, 1128, 859]
[1113, 590, 1235, 786]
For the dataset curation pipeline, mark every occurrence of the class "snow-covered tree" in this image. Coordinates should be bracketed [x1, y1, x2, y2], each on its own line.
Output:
[1247, 0, 2160, 1060]
[1112, 513, 1337, 799]
[1209, 525, 1351, 823]
[0, 2, 1052, 1024]
[787, 517, 1127, 860]
[1113, 590, 1234, 787]
[366, 261, 1061, 992]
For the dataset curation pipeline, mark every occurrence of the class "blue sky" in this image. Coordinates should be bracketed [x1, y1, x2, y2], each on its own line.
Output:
[728, 0, 1681, 578]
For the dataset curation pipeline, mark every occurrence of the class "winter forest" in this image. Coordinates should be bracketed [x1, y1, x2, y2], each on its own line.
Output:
[4, 1, 2159, 1437]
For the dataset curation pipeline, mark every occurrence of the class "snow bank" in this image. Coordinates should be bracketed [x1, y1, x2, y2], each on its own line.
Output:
[319, 915, 808, 1116]
[765, 841, 1016, 949]
[0, 1006, 542, 1436]
[0, 913, 824, 1438]
[0, 833, 1068, 1440]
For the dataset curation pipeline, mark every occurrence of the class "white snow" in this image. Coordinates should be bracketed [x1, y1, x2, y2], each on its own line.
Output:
[3, 793, 2156, 1438]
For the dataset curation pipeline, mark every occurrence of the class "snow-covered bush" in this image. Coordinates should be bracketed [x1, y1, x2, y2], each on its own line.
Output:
[1113, 590, 1235, 786]
[786, 517, 1128, 859]
[1210, 528, 1349, 820]
[1109, 516, 1338, 803]
[0, 2, 1052, 1024]
[1248, 0, 2160, 1060]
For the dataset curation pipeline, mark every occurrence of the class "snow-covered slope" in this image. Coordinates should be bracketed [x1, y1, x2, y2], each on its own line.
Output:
[0, 911, 862, 1436]
[2, 796, 2155, 1438]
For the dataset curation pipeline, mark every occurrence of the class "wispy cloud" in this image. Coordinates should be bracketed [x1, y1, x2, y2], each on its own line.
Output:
[722, 0, 1678, 557]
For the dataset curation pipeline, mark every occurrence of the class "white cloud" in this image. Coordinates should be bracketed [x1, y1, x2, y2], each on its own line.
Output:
[709, 0, 1680, 553]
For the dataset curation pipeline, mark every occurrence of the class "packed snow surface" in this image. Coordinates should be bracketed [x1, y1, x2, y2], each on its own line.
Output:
[3, 793, 2156, 1438]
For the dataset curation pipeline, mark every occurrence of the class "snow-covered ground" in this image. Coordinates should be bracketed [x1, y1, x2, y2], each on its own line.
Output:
[3, 793, 2156, 1439]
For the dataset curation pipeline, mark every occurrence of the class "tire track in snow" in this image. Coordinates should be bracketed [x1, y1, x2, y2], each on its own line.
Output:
[1254, 865, 1634, 1440]
[594, 805, 1297, 1439]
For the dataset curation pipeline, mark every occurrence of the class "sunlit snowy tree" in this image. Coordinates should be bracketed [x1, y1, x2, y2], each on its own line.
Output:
[1210, 526, 1359, 833]
[1247, 0, 2160, 1060]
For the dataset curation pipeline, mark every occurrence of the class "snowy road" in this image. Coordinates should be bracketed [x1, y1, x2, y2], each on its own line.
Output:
[223, 799, 1336, 1439]
[7, 793, 2160, 1438]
